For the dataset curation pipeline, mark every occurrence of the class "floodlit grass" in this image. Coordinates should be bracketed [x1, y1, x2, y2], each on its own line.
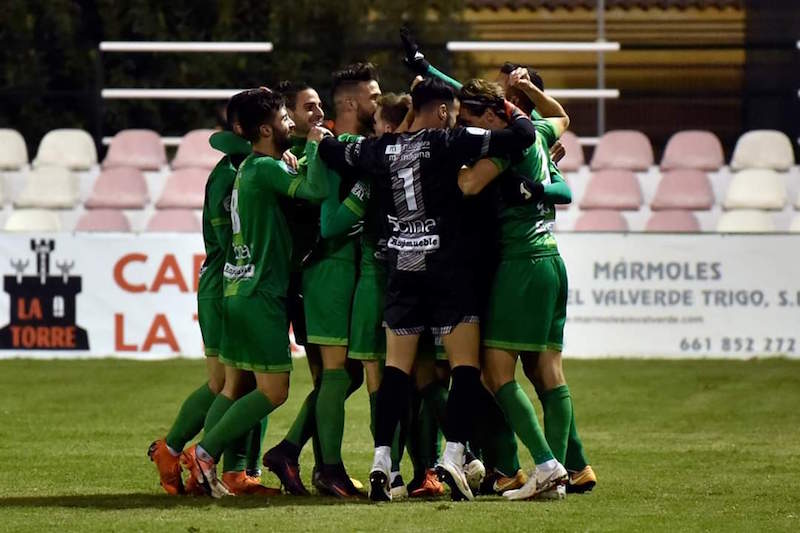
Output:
[1, 358, 799, 532]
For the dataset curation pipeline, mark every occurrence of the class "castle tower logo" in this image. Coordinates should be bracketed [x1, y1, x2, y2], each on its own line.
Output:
[0, 239, 89, 350]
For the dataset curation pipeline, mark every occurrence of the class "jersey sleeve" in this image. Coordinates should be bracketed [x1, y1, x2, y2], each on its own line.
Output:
[426, 64, 464, 91]
[206, 165, 233, 244]
[258, 142, 329, 200]
[318, 136, 386, 177]
[543, 162, 572, 204]
[448, 114, 536, 165]
[534, 120, 558, 149]
[320, 177, 369, 239]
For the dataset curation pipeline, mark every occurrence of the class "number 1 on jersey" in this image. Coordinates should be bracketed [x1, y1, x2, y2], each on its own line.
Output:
[399, 167, 418, 211]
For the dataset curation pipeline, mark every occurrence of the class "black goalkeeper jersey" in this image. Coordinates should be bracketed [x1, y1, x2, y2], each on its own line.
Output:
[319, 121, 535, 275]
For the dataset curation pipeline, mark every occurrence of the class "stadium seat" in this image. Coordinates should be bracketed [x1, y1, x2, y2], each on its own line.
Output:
[716, 210, 775, 233]
[34, 129, 97, 170]
[145, 209, 201, 232]
[589, 130, 654, 171]
[660, 130, 725, 171]
[155, 168, 208, 209]
[723, 169, 787, 210]
[85, 167, 149, 209]
[102, 129, 167, 170]
[645, 210, 701, 232]
[171, 129, 223, 170]
[556, 130, 584, 171]
[730, 130, 795, 171]
[4, 209, 61, 232]
[0, 129, 29, 170]
[579, 169, 643, 210]
[75, 209, 131, 232]
[14, 166, 79, 208]
[790, 215, 800, 233]
[650, 169, 714, 211]
[573, 210, 629, 232]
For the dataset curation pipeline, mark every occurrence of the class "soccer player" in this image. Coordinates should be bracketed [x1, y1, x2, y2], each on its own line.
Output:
[181, 88, 329, 498]
[318, 77, 536, 502]
[456, 73, 579, 500]
[147, 90, 275, 496]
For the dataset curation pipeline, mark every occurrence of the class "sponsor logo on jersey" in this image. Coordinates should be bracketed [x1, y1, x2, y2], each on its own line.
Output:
[466, 126, 489, 136]
[387, 234, 440, 252]
[385, 144, 401, 154]
[279, 161, 299, 175]
[386, 215, 437, 234]
[351, 181, 370, 202]
[223, 195, 232, 212]
[223, 263, 255, 279]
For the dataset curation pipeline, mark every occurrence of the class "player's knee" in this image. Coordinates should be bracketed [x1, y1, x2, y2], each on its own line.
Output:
[207, 375, 224, 395]
[261, 384, 289, 407]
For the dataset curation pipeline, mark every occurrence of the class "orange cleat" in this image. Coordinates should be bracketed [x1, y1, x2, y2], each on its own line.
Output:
[222, 471, 282, 496]
[409, 469, 445, 498]
[180, 444, 231, 498]
[493, 469, 528, 494]
[147, 439, 184, 495]
[567, 465, 597, 494]
[183, 472, 205, 496]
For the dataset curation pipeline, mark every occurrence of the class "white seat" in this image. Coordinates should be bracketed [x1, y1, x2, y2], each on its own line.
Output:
[0, 129, 29, 170]
[730, 130, 795, 171]
[4, 209, 61, 232]
[790, 215, 800, 233]
[716, 210, 775, 233]
[723, 169, 786, 210]
[33, 129, 98, 170]
[14, 166, 79, 208]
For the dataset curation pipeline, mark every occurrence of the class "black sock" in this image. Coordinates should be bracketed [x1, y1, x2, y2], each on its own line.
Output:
[374, 366, 411, 448]
[443, 365, 481, 445]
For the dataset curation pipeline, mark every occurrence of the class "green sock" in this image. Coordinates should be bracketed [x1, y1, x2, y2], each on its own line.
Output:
[222, 432, 249, 473]
[164, 383, 216, 452]
[390, 412, 406, 472]
[539, 385, 573, 464]
[200, 390, 276, 460]
[417, 394, 439, 469]
[315, 368, 349, 465]
[203, 393, 234, 434]
[285, 388, 317, 447]
[421, 382, 447, 464]
[245, 417, 269, 472]
[406, 390, 425, 478]
[565, 398, 590, 471]
[495, 381, 554, 465]
[483, 402, 521, 476]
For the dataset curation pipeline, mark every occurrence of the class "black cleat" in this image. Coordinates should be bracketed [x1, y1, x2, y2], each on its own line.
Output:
[369, 469, 391, 502]
[263, 443, 309, 496]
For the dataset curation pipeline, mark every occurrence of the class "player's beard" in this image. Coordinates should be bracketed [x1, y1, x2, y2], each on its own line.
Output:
[275, 127, 293, 153]
[357, 106, 375, 135]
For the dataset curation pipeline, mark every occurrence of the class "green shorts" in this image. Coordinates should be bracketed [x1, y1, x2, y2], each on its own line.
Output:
[483, 254, 567, 353]
[198, 297, 223, 357]
[302, 258, 357, 346]
[348, 268, 387, 361]
[220, 292, 293, 373]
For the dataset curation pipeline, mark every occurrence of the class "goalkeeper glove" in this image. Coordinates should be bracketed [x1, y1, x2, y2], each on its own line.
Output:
[400, 27, 430, 75]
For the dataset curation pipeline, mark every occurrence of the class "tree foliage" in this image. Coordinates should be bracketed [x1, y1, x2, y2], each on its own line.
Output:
[0, 0, 472, 155]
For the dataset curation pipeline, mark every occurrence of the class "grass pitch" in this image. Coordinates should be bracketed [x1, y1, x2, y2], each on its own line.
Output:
[1, 358, 799, 532]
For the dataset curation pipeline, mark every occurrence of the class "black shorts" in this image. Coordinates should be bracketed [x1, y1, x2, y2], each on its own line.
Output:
[383, 268, 478, 337]
[287, 270, 308, 346]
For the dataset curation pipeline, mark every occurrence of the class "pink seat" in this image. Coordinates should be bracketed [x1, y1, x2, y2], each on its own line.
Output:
[102, 129, 167, 170]
[660, 130, 724, 171]
[85, 167, 149, 209]
[650, 169, 714, 211]
[556, 130, 584, 171]
[579, 170, 642, 210]
[146, 209, 201, 232]
[590, 130, 654, 171]
[645, 210, 700, 233]
[75, 210, 131, 232]
[156, 168, 208, 209]
[171, 129, 223, 170]
[574, 210, 629, 232]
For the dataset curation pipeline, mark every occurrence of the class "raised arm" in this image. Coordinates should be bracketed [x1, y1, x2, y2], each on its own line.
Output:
[509, 68, 569, 138]
[400, 27, 463, 90]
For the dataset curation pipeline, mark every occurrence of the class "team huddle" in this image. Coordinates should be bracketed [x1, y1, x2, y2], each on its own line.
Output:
[147, 30, 596, 503]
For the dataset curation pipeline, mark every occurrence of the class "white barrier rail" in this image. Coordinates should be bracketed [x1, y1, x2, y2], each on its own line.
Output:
[446, 41, 620, 52]
[99, 41, 273, 53]
[102, 136, 181, 146]
[547, 89, 619, 100]
[102, 89, 240, 100]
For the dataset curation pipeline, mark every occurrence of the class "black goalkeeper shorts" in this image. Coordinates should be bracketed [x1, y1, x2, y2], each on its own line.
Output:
[383, 268, 478, 337]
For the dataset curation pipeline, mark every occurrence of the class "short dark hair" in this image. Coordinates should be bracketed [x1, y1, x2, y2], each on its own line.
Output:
[499, 62, 544, 91]
[225, 89, 256, 130]
[331, 62, 379, 99]
[411, 77, 456, 112]
[377, 93, 411, 129]
[237, 89, 286, 143]
[277, 80, 312, 110]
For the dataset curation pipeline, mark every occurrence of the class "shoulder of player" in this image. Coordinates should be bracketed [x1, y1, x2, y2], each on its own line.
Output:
[248, 154, 299, 176]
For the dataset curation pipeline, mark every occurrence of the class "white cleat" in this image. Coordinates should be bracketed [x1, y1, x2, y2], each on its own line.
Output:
[538, 483, 567, 500]
[390, 472, 408, 500]
[464, 457, 486, 493]
[503, 462, 568, 501]
[435, 458, 474, 501]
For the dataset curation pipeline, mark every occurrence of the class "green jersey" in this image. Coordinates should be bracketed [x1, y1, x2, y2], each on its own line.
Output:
[198, 131, 251, 300]
[492, 119, 563, 259]
[223, 142, 328, 298]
